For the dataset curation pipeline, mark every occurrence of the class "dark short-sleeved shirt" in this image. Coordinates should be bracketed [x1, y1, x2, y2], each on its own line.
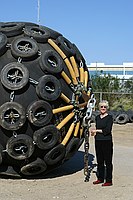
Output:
[95, 114, 113, 140]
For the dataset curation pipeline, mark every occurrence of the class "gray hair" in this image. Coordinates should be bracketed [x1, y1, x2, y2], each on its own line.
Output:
[99, 100, 109, 109]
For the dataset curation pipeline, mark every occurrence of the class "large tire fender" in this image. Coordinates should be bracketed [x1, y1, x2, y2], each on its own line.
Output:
[0, 32, 8, 56]
[39, 50, 64, 74]
[0, 22, 25, 37]
[43, 26, 62, 39]
[33, 125, 60, 150]
[0, 102, 26, 130]
[20, 158, 47, 176]
[24, 26, 50, 43]
[11, 37, 39, 60]
[36, 75, 61, 101]
[6, 134, 35, 160]
[27, 100, 53, 127]
[44, 144, 66, 165]
[56, 36, 75, 57]
[65, 137, 80, 160]
[1, 62, 29, 91]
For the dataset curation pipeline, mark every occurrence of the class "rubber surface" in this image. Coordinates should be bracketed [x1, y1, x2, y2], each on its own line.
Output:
[0, 21, 91, 177]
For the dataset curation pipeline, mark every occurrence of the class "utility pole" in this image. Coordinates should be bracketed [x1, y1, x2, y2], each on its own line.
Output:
[37, 0, 40, 24]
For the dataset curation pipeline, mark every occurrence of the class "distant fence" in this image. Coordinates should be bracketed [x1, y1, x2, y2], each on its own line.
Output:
[93, 92, 133, 109]
[94, 91, 133, 101]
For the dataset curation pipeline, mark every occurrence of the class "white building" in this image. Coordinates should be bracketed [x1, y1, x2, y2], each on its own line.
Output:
[87, 62, 133, 79]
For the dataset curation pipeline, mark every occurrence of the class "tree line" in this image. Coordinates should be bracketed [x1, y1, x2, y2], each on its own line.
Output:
[90, 72, 133, 110]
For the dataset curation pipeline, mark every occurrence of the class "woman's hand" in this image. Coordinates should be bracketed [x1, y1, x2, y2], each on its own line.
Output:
[90, 128, 97, 136]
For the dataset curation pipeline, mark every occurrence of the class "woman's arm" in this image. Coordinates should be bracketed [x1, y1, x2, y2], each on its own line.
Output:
[90, 115, 113, 136]
[102, 116, 113, 135]
[90, 128, 102, 136]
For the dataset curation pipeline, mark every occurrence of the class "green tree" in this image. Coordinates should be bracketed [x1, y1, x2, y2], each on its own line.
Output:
[124, 77, 133, 93]
[91, 72, 120, 92]
[91, 72, 121, 109]
[124, 77, 133, 108]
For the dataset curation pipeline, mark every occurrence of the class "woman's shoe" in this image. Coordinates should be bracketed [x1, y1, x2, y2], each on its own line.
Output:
[93, 180, 104, 184]
[102, 182, 112, 186]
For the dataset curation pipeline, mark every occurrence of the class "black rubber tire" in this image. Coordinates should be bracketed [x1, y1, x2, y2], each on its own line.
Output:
[1, 62, 29, 90]
[39, 50, 63, 74]
[0, 22, 25, 37]
[0, 144, 4, 165]
[108, 110, 118, 122]
[0, 102, 26, 130]
[126, 110, 133, 122]
[115, 113, 129, 124]
[27, 100, 53, 127]
[33, 125, 60, 150]
[11, 37, 38, 60]
[0, 33, 8, 56]
[24, 26, 50, 43]
[36, 75, 62, 101]
[6, 134, 34, 160]
[44, 144, 66, 165]
[78, 138, 84, 149]
[23, 22, 39, 27]
[43, 26, 62, 39]
[128, 113, 133, 122]
[56, 36, 75, 57]
[20, 158, 47, 176]
[65, 137, 80, 160]
[72, 43, 86, 64]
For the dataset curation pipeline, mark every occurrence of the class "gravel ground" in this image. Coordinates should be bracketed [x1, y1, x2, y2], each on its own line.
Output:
[0, 123, 133, 200]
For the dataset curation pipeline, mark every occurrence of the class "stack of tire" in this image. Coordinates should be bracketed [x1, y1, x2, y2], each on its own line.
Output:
[111, 110, 129, 124]
[109, 105, 133, 124]
[0, 22, 91, 177]
[114, 109, 133, 124]
[126, 110, 133, 123]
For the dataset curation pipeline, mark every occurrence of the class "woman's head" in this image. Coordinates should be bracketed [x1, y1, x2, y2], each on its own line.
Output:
[99, 100, 109, 114]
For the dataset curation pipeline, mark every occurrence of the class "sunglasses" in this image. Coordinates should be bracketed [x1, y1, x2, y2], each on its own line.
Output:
[100, 105, 107, 108]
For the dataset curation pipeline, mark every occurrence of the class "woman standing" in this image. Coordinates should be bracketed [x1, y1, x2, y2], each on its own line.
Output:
[90, 100, 113, 186]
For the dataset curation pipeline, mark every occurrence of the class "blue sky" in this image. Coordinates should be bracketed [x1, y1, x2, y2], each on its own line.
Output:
[0, 0, 133, 65]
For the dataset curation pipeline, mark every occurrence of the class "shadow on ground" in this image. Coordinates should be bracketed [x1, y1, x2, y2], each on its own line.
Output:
[44, 151, 95, 179]
[0, 151, 96, 179]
